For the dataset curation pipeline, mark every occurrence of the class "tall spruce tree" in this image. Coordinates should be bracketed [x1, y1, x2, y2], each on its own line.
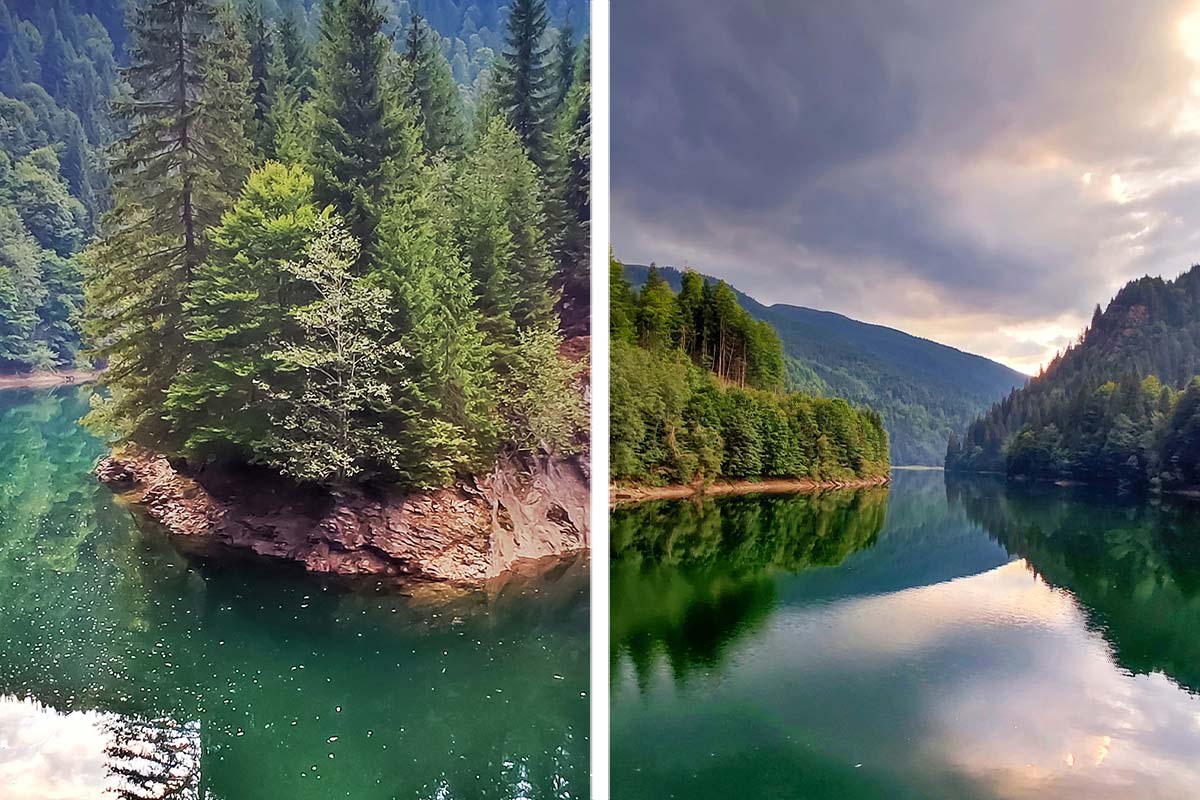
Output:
[546, 36, 589, 322]
[83, 0, 249, 446]
[402, 12, 465, 157]
[264, 41, 305, 162]
[310, 0, 412, 252]
[243, 0, 274, 157]
[276, 10, 313, 101]
[492, 0, 553, 165]
[372, 161, 498, 486]
[550, 19, 574, 112]
[453, 118, 556, 364]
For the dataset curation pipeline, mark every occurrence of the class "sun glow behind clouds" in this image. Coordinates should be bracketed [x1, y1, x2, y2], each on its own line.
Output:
[1179, 6, 1200, 62]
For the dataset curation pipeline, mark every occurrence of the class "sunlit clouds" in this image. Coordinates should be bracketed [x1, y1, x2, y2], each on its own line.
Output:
[614, 0, 1200, 374]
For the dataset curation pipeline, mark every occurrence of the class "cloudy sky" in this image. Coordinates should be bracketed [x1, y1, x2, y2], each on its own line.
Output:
[612, 0, 1200, 374]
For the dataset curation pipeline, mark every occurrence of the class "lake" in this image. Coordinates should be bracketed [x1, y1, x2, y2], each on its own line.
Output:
[0, 387, 589, 799]
[611, 469, 1200, 799]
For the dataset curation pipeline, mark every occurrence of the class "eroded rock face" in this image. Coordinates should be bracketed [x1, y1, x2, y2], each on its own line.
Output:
[96, 448, 589, 585]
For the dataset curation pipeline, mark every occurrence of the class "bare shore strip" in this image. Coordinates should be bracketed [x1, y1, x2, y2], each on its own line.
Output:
[611, 474, 891, 506]
[0, 370, 99, 391]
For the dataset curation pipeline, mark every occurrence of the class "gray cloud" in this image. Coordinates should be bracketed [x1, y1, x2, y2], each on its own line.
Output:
[612, 0, 1200, 373]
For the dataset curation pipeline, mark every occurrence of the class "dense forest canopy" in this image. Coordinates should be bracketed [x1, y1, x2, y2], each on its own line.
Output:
[947, 266, 1200, 492]
[3, 0, 591, 490]
[0, 0, 587, 377]
[622, 264, 1025, 467]
[611, 257, 889, 486]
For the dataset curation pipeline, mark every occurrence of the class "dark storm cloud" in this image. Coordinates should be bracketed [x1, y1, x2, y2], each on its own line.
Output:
[612, 0, 1200, 372]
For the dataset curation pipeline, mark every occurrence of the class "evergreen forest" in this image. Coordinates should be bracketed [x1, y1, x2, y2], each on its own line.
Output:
[947, 266, 1200, 492]
[610, 258, 889, 487]
[1, 0, 590, 489]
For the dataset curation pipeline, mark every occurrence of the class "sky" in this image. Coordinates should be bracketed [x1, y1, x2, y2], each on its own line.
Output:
[612, 0, 1200, 374]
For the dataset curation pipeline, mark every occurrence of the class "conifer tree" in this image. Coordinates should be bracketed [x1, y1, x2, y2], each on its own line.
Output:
[243, 1, 274, 157]
[550, 19, 574, 113]
[402, 12, 465, 157]
[546, 36, 589, 314]
[206, 1, 254, 187]
[492, 0, 553, 165]
[310, 0, 413, 251]
[83, 0, 248, 445]
[372, 162, 498, 486]
[264, 42, 305, 162]
[453, 118, 556, 360]
[276, 11, 313, 101]
[166, 163, 324, 460]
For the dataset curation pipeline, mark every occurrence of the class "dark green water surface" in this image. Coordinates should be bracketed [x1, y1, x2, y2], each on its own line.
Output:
[0, 387, 588, 799]
[611, 469, 1200, 799]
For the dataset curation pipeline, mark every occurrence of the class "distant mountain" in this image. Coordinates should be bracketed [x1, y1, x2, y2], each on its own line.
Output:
[624, 264, 1026, 465]
[948, 266, 1200, 490]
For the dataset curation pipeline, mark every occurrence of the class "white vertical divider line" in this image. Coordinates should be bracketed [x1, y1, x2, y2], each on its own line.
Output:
[589, 0, 611, 797]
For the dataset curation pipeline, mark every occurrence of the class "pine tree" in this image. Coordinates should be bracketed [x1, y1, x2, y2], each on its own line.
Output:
[243, 0, 274, 158]
[372, 162, 498, 486]
[82, 0, 248, 446]
[492, 0, 553, 165]
[206, 1, 254, 188]
[550, 19, 574, 112]
[276, 10, 313, 101]
[310, 0, 413, 252]
[402, 11, 465, 157]
[546, 36, 588, 317]
[453, 117, 556, 360]
[264, 41, 304, 163]
[166, 163, 324, 461]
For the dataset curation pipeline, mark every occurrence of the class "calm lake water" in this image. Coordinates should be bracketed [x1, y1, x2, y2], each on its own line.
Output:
[0, 387, 588, 800]
[611, 469, 1200, 800]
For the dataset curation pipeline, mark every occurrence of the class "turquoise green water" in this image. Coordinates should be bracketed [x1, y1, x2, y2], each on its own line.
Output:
[611, 470, 1200, 799]
[0, 387, 588, 799]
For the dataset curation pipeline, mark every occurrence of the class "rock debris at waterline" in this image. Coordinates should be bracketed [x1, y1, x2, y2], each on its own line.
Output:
[97, 448, 589, 584]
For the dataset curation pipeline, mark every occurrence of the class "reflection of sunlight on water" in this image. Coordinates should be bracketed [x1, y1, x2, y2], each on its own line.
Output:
[0, 694, 202, 800]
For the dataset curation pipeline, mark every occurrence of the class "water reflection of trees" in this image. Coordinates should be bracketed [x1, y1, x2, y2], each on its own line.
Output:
[611, 488, 888, 687]
[948, 475, 1200, 693]
[103, 716, 203, 800]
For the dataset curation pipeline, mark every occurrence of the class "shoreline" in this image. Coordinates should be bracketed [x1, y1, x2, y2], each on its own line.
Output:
[610, 474, 891, 506]
[0, 370, 98, 391]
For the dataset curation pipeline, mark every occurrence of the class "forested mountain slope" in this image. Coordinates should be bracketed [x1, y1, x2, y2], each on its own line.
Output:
[948, 266, 1200, 491]
[624, 264, 1025, 466]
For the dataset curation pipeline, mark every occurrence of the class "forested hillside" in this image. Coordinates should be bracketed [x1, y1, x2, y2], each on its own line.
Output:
[0, 0, 121, 370]
[624, 264, 1024, 465]
[947, 266, 1200, 492]
[10, 0, 591, 491]
[0, 0, 586, 375]
[611, 258, 888, 487]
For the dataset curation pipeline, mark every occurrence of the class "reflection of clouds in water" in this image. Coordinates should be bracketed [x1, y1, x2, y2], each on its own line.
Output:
[733, 561, 1200, 798]
[0, 695, 203, 800]
[0, 695, 108, 800]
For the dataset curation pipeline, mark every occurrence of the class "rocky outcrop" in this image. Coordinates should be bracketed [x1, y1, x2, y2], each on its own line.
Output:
[97, 448, 589, 585]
